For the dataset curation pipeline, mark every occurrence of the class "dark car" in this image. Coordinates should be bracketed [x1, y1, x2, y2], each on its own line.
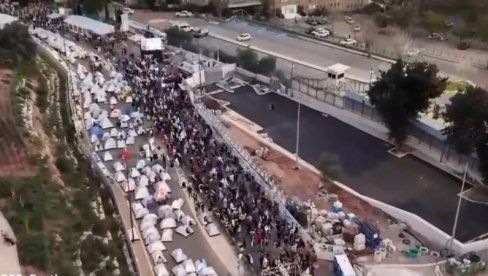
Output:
[193, 28, 209, 38]
[457, 41, 471, 50]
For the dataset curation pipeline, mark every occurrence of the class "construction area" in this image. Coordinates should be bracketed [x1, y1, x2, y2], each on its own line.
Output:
[200, 92, 488, 276]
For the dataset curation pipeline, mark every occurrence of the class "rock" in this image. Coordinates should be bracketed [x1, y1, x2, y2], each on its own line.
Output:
[113, 268, 120, 275]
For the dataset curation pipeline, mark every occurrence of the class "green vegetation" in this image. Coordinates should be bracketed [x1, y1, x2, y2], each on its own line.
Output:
[446, 80, 472, 92]
[0, 22, 37, 66]
[423, 10, 447, 32]
[443, 86, 488, 183]
[367, 60, 447, 148]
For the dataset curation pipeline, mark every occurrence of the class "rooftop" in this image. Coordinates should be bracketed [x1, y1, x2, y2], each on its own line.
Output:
[0, 13, 18, 28]
[64, 15, 114, 36]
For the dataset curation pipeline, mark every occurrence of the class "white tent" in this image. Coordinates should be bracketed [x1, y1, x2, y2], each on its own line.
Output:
[198, 267, 217, 276]
[119, 114, 131, 123]
[100, 117, 114, 129]
[154, 264, 170, 276]
[103, 151, 113, 161]
[162, 172, 171, 182]
[205, 223, 220, 237]
[172, 265, 186, 276]
[89, 102, 100, 114]
[198, 213, 212, 226]
[160, 218, 177, 229]
[138, 175, 149, 187]
[183, 259, 197, 274]
[171, 199, 184, 210]
[145, 233, 160, 245]
[158, 205, 173, 219]
[126, 95, 133, 103]
[161, 229, 173, 242]
[102, 132, 110, 141]
[154, 182, 171, 201]
[142, 213, 158, 225]
[181, 215, 196, 227]
[140, 220, 156, 232]
[90, 133, 99, 143]
[171, 248, 188, 263]
[104, 137, 116, 150]
[143, 227, 160, 240]
[120, 178, 135, 192]
[126, 136, 135, 145]
[136, 160, 146, 170]
[147, 241, 166, 254]
[176, 225, 194, 238]
[131, 111, 144, 119]
[110, 128, 119, 138]
[110, 96, 118, 105]
[117, 139, 126, 149]
[130, 168, 140, 178]
[135, 207, 149, 219]
[113, 161, 125, 172]
[135, 186, 150, 200]
[195, 259, 207, 273]
[128, 128, 138, 137]
[115, 171, 127, 183]
[150, 250, 166, 264]
[127, 228, 140, 241]
[132, 202, 144, 212]
[152, 164, 164, 174]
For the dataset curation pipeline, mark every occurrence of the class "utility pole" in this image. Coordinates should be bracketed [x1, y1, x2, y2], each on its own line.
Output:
[294, 101, 301, 169]
[122, 149, 135, 242]
[448, 161, 469, 254]
[216, 44, 220, 62]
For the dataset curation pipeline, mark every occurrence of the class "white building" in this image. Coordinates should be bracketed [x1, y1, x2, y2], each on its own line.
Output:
[0, 13, 18, 29]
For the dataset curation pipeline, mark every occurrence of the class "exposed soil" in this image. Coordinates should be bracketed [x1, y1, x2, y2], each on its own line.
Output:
[222, 116, 391, 226]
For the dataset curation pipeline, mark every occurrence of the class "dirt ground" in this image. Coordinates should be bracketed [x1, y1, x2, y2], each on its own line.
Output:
[0, 69, 36, 178]
[221, 114, 391, 227]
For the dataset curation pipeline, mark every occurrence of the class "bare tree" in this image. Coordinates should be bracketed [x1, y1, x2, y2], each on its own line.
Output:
[213, 0, 228, 18]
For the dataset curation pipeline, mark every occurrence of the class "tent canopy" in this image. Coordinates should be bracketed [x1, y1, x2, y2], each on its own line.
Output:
[64, 15, 115, 36]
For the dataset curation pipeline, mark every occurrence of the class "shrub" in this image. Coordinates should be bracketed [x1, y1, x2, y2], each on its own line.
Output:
[17, 232, 49, 269]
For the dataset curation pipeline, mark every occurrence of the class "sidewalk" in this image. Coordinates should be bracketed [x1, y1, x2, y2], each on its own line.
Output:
[280, 89, 482, 184]
[0, 211, 22, 274]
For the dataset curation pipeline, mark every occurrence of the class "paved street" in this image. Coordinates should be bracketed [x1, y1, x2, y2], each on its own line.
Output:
[214, 86, 488, 243]
[132, 11, 488, 89]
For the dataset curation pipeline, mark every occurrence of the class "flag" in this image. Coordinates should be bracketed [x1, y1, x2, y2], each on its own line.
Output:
[121, 148, 130, 160]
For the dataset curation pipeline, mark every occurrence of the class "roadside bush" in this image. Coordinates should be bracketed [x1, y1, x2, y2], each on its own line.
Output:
[36, 75, 49, 113]
[17, 232, 49, 269]
[166, 27, 193, 47]
[237, 48, 258, 72]
[256, 56, 276, 76]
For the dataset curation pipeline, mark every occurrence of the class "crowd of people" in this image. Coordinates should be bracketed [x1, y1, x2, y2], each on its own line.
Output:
[1, 3, 318, 275]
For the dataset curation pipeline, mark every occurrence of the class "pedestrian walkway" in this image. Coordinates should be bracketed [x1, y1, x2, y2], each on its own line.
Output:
[0, 211, 22, 275]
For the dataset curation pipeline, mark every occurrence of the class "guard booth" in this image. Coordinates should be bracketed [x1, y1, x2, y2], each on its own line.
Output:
[326, 63, 350, 83]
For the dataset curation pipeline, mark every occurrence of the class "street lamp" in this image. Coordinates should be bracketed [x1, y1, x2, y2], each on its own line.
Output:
[369, 68, 374, 85]
[290, 62, 295, 96]
[448, 161, 469, 254]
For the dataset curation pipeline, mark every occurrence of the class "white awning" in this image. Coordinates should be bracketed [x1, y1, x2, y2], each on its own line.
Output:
[64, 15, 115, 36]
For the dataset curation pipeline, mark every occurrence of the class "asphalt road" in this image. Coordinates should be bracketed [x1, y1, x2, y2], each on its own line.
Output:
[214, 86, 488, 243]
[133, 12, 488, 87]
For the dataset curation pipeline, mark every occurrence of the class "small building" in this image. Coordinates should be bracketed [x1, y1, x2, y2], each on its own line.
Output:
[0, 13, 18, 29]
[326, 63, 349, 82]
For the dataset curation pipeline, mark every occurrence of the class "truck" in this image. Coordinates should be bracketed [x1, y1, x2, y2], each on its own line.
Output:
[333, 254, 357, 276]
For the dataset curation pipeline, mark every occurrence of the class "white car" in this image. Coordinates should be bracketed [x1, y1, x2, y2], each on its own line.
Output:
[175, 11, 192, 17]
[312, 29, 330, 38]
[353, 24, 361, 32]
[340, 38, 357, 46]
[407, 48, 420, 57]
[122, 7, 134, 15]
[236, 33, 252, 41]
[345, 16, 355, 24]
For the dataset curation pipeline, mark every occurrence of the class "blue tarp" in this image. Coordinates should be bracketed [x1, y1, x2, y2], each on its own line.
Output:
[90, 125, 103, 138]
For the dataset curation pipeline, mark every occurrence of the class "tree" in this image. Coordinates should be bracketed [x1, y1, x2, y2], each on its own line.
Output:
[373, 13, 389, 29]
[477, 16, 488, 41]
[81, 0, 106, 15]
[0, 22, 37, 65]
[166, 27, 193, 47]
[388, 5, 415, 29]
[213, 0, 228, 18]
[443, 86, 488, 182]
[443, 86, 488, 156]
[318, 153, 341, 182]
[367, 60, 447, 148]
[423, 10, 446, 32]
[256, 56, 276, 76]
[237, 48, 258, 72]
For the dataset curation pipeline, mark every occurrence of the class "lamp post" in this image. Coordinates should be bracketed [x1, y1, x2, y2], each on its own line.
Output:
[369, 68, 374, 85]
[122, 149, 135, 242]
[448, 161, 469, 253]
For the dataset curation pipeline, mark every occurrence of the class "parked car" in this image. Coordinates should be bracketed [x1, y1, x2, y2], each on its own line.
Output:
[457, 41, 471, 50]
[236, 33, 252, 41]
[345, 16, 355, 24]
[340, 38, 357, 46]
[175, 10, 192, 17]
[193, 28, 209, 38]
[122, 7, 134, 15]
[428, 32, 447, 41]
[306, 18, 319, 26]
[353, 24, 361, 32]
[312, 29, 330, 38]
[407, 48, 420, 57]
